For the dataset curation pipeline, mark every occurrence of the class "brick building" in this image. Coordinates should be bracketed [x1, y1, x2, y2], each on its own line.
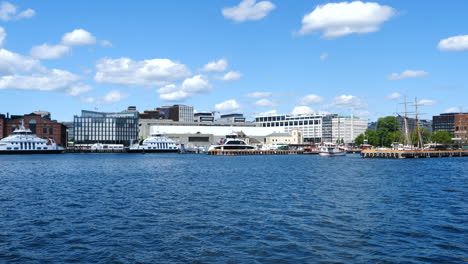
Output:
[454, 114, 468, 141]
[0, 113, 67, 146]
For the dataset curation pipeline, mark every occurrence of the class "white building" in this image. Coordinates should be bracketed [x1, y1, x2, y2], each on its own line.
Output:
[265, 129, 303, 145]
[322, 115, 368, 144]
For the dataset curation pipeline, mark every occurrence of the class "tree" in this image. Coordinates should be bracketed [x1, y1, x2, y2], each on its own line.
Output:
[376, 116, 399, 147]
[355, 129, 379, 146]
[430, 131, 453, 143]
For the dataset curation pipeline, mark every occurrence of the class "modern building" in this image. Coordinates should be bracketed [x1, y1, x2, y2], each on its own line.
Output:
[254, 113, 325, 143]
[322, 115, 368, 144]
[265, 129, 303, 145]
[169, 105, 194, 122]
[432, 113, 468, 133]
[194, 112, 215, 122]
[396, 115, 432, 133]
[454, 114, 468, 142]
[219, 114, 246, 123]
[73, 110, 139, 146]
[0, 112, 67, 146]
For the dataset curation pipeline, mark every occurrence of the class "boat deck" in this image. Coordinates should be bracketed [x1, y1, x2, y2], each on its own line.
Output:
[208, 149, 304, 156]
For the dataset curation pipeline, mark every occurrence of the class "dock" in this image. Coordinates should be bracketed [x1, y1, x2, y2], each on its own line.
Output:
[361, 150, 468, 159]
[208, 149, 304, 156]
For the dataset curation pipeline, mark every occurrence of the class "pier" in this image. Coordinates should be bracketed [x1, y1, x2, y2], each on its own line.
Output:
[361, 150, 468, 159]
[208, 149, 304, 156]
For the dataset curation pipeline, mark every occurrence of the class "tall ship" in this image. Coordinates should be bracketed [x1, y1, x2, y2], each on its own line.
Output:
[208, 134, 256, 151]
[0, 121, 64, 154]
[128, 134, 180, 153]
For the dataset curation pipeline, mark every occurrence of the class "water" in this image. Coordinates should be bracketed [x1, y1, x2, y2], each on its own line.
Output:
[0, 154, 467, 264]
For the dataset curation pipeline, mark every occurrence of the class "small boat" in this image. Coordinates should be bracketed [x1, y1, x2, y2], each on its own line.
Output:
[0, 120, 64, 154]
[208, 134, 256, 151]
[128, 134, 180, 153]
[318, 143, 346, 156]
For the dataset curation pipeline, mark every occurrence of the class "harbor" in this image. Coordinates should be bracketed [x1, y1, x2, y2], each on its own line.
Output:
[361, 149, 468, 159]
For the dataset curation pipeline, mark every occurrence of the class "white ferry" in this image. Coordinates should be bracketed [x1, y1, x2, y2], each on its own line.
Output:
[128, 134, 180, 153]
[0, 121, 64, 154]
[318, 143, 346, 156]
[208, 134, 256, 151]
[91, 143, 124, 150]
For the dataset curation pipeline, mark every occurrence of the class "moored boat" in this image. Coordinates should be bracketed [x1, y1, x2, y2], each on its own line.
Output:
[128, 134, 180, 153]
[318, 143, 346, 156]
[208, 134, 256, 151]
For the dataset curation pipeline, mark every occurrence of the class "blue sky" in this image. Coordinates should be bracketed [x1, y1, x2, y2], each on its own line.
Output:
[0, 0, 467, 122]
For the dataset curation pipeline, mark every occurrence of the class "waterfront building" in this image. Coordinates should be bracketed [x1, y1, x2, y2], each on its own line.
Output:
[432, 113, 468, 133]
[219, 114, 246, 123]
[194, 112, 215, 122]
[322, 115, 368, 144]
[254, 113, 325, 143]
[396, 115, 432, 132]
[0, 112, 66, 146]
[73, 110, 139, 146]
[169, 105, 194, 122]
[265, 130, 303, 145]
[454, 114, 468, 142]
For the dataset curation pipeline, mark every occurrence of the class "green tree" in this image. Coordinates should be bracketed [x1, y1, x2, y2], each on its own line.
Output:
[430, 131, 453, 143]
[376, 116, 399, 147]
[355, 129, 380, 146]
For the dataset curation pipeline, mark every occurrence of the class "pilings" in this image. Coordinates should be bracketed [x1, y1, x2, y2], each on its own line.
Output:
[361, 150, 468, 159]
[208, 149, 304, 156]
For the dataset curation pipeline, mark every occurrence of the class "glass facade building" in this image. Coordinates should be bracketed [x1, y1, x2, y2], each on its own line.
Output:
[73, 110, 139, 146]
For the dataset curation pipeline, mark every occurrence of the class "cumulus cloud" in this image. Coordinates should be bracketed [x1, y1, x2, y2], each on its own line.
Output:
[330, 94, 367, 109]
[222, 0, 275, 22]
[216, 71, 242, 81]
[444, 107, 464, 113]
[386, 92, 402, 100]
[0, 48, 42, 74]
[438, 35, 468, 51]
[320, 53, 328, 61]
[157, 75, 212, 101]
[298, 94, 324, 105]
[61, 29, 96, 46]
[257, 109, 278, 116]
[215, 99, 242, 113]
[254, 98, 279, 107]
[292, 106, 314, 115]
[0, 1, 35, 21]
[99, 90, 129, 104]
[201, 58, 228, 72]
[0, 26, 5, 47]
[244, 91, 273, 98]
[30, 43, 70, 59]
[417, 99, 436, 106]
[80, 97, 95, 103]
[387, 70, 428, 80]
[298, 1, 395, 38]
[95, 57, 191, 86]
[0, 69, 80, 91]
[66, 83, 93, 96]
[354, 110, 371, 117]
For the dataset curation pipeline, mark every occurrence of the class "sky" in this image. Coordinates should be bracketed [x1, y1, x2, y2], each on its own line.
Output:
[0, 0, 467, 122]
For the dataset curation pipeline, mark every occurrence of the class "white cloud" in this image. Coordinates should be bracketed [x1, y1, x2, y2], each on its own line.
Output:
[0, 1, 35, 21]
[0, 48, 42, 74]
[298, 94, 324, 105]
[438, 35, 468, 51]
[0, 69, 80, 91]
[386, 92, 402, 100]
[67, 83, 93, 96]
[30, 43, 70, 59]
[157, 75, 212, 101]
[215, 99, 242, 113]
[99, 90, 128, 104]
[320, 53, 328, 61]
[201, 58, 228, 72]
[244, 91, 273, 98]
[254, 98, 279, 107]
[298, 1, 395, 38]
[330, 94, 367, 109]
[354, 110, 371, 117]
[95, 57, 191, 86]
[61, 29, 96, 46]
[80, 97, 95, 103]
[182, 75, 212, 93]
[387, 70, 428, 80]
[444, 107, 464, 113]
[257, 109, 277, 116]
[0, 26, 5, 47]
[100, 40, 112, 47]
[417, 99, 436, 106]
[216, 71, 242, 81]
[222, 0, 275, 22]
[292, 106, 314, 115]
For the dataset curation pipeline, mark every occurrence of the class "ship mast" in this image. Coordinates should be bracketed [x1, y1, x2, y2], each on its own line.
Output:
[414, 97, 424, 149]
[400, 96, 412, 146]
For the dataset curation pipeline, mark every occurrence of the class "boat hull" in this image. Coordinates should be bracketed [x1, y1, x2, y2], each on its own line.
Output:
[318, 151, 346, 156]
[0, 149, 64, 155]
[127, 149, 180, 153]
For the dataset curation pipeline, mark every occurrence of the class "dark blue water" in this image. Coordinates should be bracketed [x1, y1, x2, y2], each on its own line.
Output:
[0, 154, 467, 264]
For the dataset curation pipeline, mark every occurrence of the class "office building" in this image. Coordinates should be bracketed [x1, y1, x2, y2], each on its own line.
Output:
[396, 115, 432, 133]
[454, 114, 468, 141]
[73, 110, 139, 146]
[322, 115, 368, 144]
[219, 114, 246, 123]
[194, 112, 215, 122]
[432, 113, 468, 133]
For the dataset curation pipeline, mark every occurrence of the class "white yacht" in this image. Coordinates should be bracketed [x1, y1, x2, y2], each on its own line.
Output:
[318, 143, 346, 156]
[128, 134, 180, 153]
[208, 134, 256, 151]
[0, 121, 64, 154]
